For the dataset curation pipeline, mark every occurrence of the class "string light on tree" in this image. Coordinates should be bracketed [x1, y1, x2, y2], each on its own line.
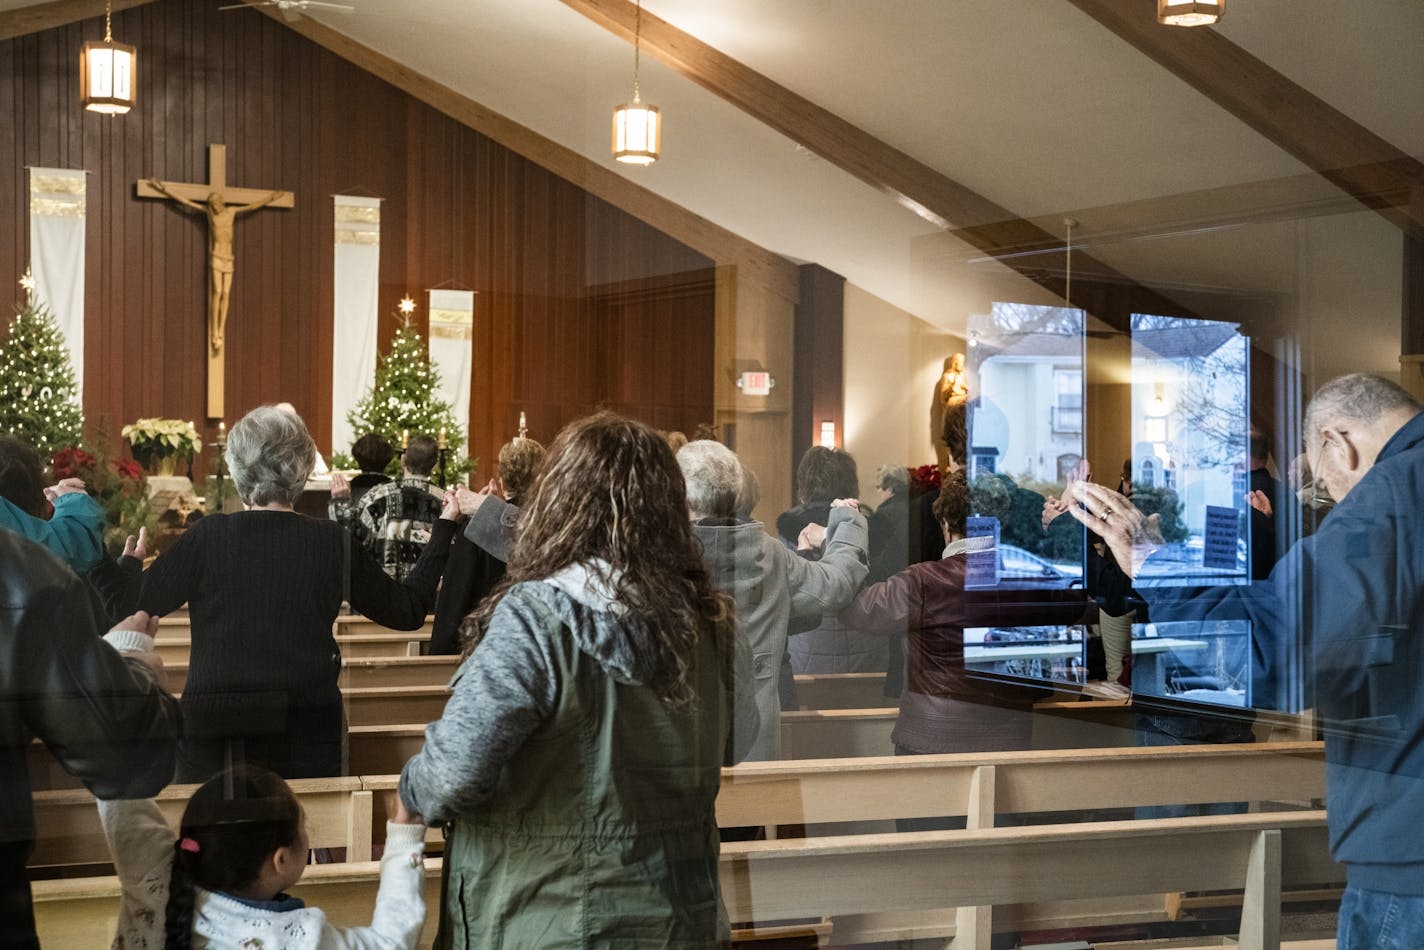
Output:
[346, 303, 470, 485]
[0, 282, 84, 456]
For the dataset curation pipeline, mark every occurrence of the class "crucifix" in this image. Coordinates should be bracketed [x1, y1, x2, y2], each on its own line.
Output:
[136, 144, 294, 419]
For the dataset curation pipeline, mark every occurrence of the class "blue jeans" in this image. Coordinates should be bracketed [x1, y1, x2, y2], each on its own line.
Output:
[1338, 884, 1424, 950]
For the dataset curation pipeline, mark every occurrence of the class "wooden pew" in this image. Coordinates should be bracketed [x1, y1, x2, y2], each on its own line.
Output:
[344, 700, 1147, 775]
[156, 632, 430, 663]
[153, 617, 436, 663]
[156, 656, 460, 693]
[30, 777, 375, 869]
[716, 741, 1325, 828]
[719, 812, 1338, 948]
[792, 672, 888, 710]
[354, 741, 1327, 866]
[28, 742, 1331, 948]
[343, 686, 450, 728]
[33, 811, 1338, 950]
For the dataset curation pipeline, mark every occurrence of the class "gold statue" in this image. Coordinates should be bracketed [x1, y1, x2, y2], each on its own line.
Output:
[931, 352, 969, 475]
[143, 181, 284, 354]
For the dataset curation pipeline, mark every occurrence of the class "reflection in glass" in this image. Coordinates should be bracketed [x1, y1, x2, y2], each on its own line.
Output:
[1130, 313, 1250, 588]
[963, 303, 1088, 686]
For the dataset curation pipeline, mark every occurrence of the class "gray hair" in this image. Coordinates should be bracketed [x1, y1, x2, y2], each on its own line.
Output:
[226, 405, 317, 507]
[677, 440, 741, 519]
[876, 464, 909, 496]
[1304, 374, 1419, 444]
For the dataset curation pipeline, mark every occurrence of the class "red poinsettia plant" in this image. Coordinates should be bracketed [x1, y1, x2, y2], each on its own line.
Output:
[908, 463, 942, 498]
[51, 442, 153, 554]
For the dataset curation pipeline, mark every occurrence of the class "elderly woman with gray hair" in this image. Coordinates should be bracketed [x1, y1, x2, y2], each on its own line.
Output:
[138, 405, 459, 782]
[677, 440, 868, 761]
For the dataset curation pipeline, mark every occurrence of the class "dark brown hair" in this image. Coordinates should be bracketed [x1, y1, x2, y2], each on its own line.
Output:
[795, 445, 859, 505]
[933, 469, 969, 537]
[351, 433, 394, 473]
[497, 437, 546, 506]
[465, 412, 734, 705]
[403, 434, 439, 476]
[0, 435, 47, 517]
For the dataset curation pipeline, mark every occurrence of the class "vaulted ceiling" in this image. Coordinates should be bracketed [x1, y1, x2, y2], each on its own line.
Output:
[5, 0, 1420, 377]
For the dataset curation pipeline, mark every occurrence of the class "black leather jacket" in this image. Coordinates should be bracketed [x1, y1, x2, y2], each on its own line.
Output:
[0, 530, 179, 935]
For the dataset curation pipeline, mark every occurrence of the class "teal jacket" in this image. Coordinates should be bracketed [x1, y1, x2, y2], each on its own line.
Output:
[402, 561, 756, 948]
[0, 492, 105, 574]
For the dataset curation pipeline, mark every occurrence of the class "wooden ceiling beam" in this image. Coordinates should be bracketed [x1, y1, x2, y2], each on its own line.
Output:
[560, 0, 1194, 326]
[0, 0, 158, 42]
[259, 9, 799, 303]
[1063, 0, 1424, 237]
[953, 164, 1415, 260]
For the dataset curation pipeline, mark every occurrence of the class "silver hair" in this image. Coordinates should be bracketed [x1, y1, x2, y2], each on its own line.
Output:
[226, 405, 317, 507]
[677, 440, 742, 519]
[876, 464, 909, 495]
[1304, 374, 1419, 444]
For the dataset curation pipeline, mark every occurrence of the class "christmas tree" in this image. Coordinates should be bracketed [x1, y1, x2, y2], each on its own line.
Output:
[0, 281, 84, 456]
[346, 312, 470, 485]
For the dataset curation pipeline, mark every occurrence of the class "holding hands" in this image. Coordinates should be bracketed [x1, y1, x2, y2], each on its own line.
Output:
[111, 610, 168, 690]
[1067, 481, 1163, 579]
[44, 478, 87, 502]
[121, 527, 150, 562]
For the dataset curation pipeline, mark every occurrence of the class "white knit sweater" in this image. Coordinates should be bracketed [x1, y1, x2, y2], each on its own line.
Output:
[98, 797, 426, 949]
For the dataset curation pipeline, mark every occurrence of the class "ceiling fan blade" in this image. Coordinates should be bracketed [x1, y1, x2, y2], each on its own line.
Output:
[303, 1, 356, 10]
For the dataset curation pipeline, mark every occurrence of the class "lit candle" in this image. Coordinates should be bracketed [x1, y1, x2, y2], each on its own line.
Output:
[437, 427, 447, 449]
[401, 429, 409, 449]
[518, 411, 527, 433]
[217, 421, 226, 446]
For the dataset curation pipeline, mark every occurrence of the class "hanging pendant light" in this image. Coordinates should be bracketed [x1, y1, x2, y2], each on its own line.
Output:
[1157, 0, 1224, 27]
[612, 0, 660, 165]
[81, 0, 137, 114]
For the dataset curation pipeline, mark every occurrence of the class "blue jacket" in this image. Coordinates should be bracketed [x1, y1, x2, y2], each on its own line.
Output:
[0, 492, 105, 574]
[1144, 410, 1424, 894]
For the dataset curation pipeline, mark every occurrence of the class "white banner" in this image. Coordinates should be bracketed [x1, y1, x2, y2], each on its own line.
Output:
[428, 288, 474, 458]
[332, 196, 382, 460]
[28, 168, 86, 397]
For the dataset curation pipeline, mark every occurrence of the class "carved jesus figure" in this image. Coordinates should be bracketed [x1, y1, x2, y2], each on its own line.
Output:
[143, 180, 283, 354]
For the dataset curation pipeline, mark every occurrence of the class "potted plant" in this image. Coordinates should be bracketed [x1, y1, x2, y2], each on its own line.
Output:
[121, 418, 202, 477]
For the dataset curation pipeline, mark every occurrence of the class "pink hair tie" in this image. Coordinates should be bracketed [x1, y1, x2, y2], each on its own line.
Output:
[179, 837, 201, 854]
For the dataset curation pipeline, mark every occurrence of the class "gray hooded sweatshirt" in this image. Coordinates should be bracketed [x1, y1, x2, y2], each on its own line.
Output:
[691, 507, 869, 760]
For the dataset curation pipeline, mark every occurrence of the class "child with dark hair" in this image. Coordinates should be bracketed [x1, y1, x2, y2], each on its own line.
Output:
[100, 765, 427, 948]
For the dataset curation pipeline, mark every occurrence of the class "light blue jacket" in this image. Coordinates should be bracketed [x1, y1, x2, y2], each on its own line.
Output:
[0, 492, 105, 574]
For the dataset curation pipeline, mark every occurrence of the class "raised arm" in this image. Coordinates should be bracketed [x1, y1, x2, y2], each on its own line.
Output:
[143, 179, 205, 212]
[783, 504, 870, 618]
[232, 190, 286, 216]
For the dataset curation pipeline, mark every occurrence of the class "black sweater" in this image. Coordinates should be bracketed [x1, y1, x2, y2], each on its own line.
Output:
[139, 511, 454, 703]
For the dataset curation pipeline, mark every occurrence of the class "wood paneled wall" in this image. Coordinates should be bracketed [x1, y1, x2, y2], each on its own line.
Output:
[0, 0, 715, 480]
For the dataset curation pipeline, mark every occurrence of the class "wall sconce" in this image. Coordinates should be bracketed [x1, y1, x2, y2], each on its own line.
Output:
[81, 0, 137, 115]
[612, 0, 660, 165]
[819, 420, 836, 448]
[1157, 0, 1223, 27]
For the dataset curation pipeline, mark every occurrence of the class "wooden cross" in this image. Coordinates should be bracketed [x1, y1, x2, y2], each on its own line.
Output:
[137, 144, 294, 419]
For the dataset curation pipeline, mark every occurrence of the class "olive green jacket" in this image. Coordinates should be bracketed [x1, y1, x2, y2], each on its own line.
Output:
[401, 561, 756, 948]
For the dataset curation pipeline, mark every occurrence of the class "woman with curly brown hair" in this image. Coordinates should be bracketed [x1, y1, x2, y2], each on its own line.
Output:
[399, 412, 756, 948]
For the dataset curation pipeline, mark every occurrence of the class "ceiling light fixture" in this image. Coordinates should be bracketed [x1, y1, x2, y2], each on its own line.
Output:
[612, 0, 660, 165]
[1157, 0, 1223, 27]
[81, 0, 137, 114]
